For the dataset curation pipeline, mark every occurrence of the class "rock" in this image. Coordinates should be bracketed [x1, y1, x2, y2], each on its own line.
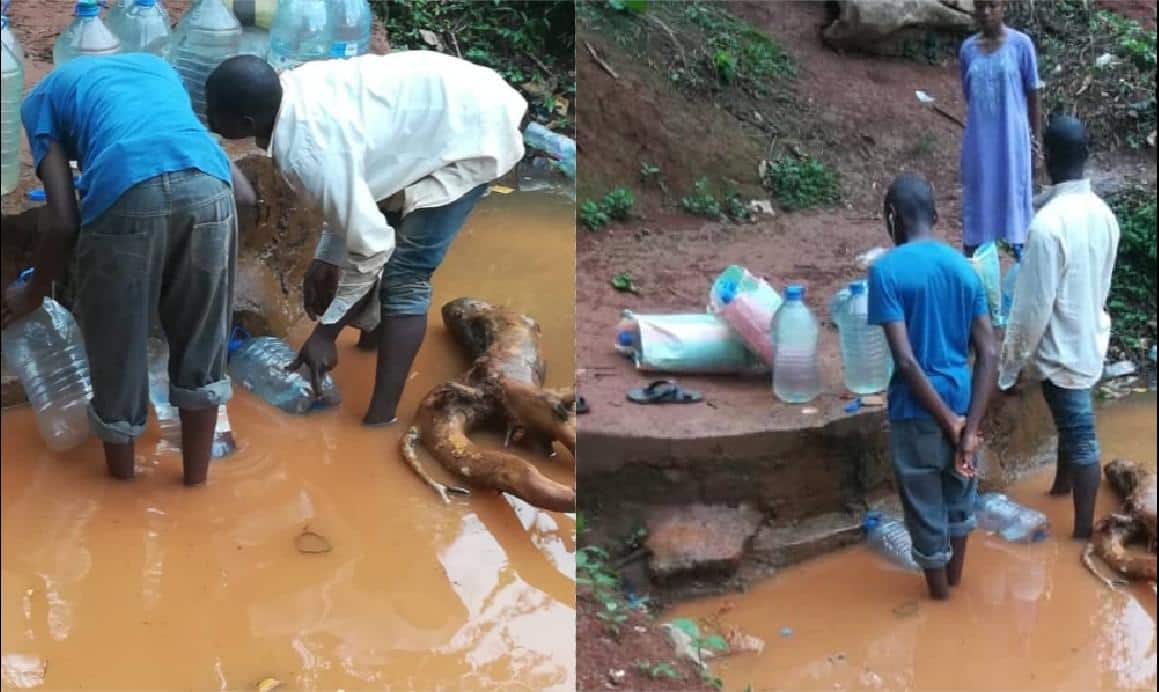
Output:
[747, 512, 864, 568]
[823, 0, 975, 56]
[660, 623, 714, 670]
[645, 503, 763, 582]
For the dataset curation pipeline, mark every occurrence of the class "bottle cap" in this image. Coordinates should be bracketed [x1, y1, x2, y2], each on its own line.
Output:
[720, 286, 735, 304]
[227, 325, 250, 356]
[135, 0, 157, 6]
[849, 281, 866, 295]
[616, 330, 633, 347]
[861, 511, 881, 531]
[76, 1, 101, 17]
[785, 285, 804, 300]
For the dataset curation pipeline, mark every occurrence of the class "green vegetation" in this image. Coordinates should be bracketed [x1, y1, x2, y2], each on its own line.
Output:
[667, 617, 729, 689]
[581, 186, 636, 230]
[763, 155, 841, 211]
[681, 178, 724, 219]
[377, 1, 575, 132]
[635, 660, 682, 680]
[681, 1, 795, 94]
[577, 545, 629, 634]
[1107, 187, 1157, 354]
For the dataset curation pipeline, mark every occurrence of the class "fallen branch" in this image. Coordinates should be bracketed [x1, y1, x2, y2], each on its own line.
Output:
[584, 41, 620, 80]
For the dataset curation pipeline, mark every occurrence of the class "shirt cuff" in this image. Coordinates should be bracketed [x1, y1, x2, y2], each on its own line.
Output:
[314, 226, 348, 267]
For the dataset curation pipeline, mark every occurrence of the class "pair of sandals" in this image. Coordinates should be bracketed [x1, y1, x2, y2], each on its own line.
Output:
[573, 380, 703, 412]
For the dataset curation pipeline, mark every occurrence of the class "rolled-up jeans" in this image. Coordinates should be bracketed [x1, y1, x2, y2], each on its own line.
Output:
[1041, 380, 1100, 467]
[72, 170, 237, 444]
[889, 418, 979, 569]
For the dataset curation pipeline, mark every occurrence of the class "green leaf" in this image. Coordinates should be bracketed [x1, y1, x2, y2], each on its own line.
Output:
[703, 634, 729, 651]
[669, 617, 700, 640]
[611, 272, 640, 294]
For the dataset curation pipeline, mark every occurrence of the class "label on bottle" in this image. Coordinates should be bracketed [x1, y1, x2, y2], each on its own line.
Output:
[329, 41, 359, 58]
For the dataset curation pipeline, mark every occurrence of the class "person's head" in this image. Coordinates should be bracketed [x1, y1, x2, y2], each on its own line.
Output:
[205, 55, 283, 148]
[1043, 114, 1089, 184]
[884, 173, 938, 244]
[974, 0, 1005, 37]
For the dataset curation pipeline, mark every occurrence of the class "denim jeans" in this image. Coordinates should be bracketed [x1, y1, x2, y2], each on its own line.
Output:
[379, 184, 489, 316]
[1042, 380, 1100, 466]
[889, 419, 978, 569]
[73, 170, 237, 444]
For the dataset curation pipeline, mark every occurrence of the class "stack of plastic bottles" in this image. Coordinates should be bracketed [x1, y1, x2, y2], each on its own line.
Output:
[832, 280, 893, 395]
[227, 329, 341, 414]
[1, 12, 22, 195]
[108, 0, 171, 57]
[170, 0, 241, 123]
[53, 0, 120, 66]
[863, 511, 919, 571]
[772, 285, 821, 404]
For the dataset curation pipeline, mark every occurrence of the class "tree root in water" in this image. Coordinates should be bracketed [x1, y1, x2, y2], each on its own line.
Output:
[399, 298, 576, 512]
[1083, 459, 1158, 589]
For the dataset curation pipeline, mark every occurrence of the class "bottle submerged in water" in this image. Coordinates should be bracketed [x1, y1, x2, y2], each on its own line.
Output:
[227, 333, 340, 414]
[169, 0, 241, 123]
[146, 337, 237, 458]
[1, 270, 94, 452]
[975, 492, 1050, 543]
[1, 15, 22, 196]
[327, 0, 371, 59]
[112, 0, 171, 58]
[53, 1, 121, 66]
[835, 281, 892, 395]
[523, 122, 576, 179]
[268, 0, 331, 71]
[772, 285, 821, 404]
[862, 511, 919, 571]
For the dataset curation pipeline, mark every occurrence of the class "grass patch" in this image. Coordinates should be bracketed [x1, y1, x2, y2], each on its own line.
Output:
[581, 186, 636, 230]
[1107, 186, 1157, 355]
[762, 155, 841, 211]
[681, 178, 754, 221]
[681, 1, 796, 93]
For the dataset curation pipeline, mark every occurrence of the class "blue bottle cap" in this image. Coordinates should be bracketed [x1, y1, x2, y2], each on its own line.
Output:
[849, 281, 866, 295]
[227, 325, 250, 356]
[720, 287, 735, 304]
[616, 330, 633, 347]
[76, 1, 101, 17]
[785, 285, 804, 301]
[27, 188, 45, 201]
[135, 0, 157, 5]
[861, 511, 881, 531]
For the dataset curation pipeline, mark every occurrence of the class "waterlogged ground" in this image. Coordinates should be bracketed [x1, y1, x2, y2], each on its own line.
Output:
[676, 393, 1158, 691]
[0, 192, 577, 690]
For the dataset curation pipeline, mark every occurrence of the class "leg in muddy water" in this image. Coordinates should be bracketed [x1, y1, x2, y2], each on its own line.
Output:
[948, 536, 968, 586]
[924, 567, 950, 600]
[1072, 462, 1101, 539]
[179, 407, 217, 486]
[1048, 460, 1074, 496]
[104, 442, 135, 480]
[364, 315, 427, 425]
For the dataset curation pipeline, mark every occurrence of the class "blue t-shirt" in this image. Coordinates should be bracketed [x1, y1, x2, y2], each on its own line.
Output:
[867, 239, 989, 422]
[20, 53, 231, 226]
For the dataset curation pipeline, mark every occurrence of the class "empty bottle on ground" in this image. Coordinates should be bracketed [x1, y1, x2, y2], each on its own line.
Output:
[772, 285, 821, 404]
[1, 270, 93, 452]
[227, 334, 340, 414]
[112, 0, 171, 58]
[975, 492, 1050, 543]
[268, 0, 331, 71]
[1, 16, 22, 196]
[614, 310, 767, 375]
[53, 1, 121, 66]
[147, 337, 237, 458]
[327, 0, 371, 59]
[2, 10, 23, 62]
[835, 281, 892, 395]
[523, 122, 576, 179]
[863, 511, 919, 571]
[170, 0, 241, 123]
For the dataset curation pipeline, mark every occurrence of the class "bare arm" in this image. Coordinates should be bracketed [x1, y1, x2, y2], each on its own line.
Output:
[29, 142, 80, 295]
[964, 314, 998, 438]
[882, 322, 961, 439]
[229, 160, 257, 209]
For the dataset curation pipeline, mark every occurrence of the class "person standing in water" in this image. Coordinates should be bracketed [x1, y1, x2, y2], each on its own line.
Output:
[998, 116, 1120, 540]
[959, 0, 1042, 258]
[204, 52, 528, 427]
[868, 173, 998, 600]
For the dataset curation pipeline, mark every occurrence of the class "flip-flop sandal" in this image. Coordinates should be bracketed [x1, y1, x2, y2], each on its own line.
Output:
[575, 396, 590, 414]
[626, 380, 703, 405]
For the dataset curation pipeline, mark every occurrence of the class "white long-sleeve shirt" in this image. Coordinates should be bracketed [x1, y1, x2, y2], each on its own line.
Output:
[998, 179, 1120, 391]
[267, 51, 528, 326]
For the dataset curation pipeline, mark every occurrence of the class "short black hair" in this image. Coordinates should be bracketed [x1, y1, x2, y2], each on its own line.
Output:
[885, 173, 936, 226]
[206, 54, 282, 121]
[1043, 114, 1088, 169]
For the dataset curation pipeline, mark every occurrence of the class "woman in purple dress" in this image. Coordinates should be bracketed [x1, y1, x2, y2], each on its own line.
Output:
[959, 0, 1042, 258]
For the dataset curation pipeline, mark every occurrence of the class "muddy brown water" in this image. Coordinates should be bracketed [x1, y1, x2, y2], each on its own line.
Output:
[675, 393, 1157, 691]
[0, 192, 576, 690]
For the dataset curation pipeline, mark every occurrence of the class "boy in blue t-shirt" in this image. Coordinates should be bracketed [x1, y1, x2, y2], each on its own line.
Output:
[1, 54, 254, 487]
[867, 173, 998, 600]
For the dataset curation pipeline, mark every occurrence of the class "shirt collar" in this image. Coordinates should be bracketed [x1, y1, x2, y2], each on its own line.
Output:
[1033, 178, 1091, 210]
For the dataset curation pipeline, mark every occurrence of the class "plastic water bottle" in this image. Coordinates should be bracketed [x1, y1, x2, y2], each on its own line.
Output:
[268, 0, 331, 71]
[170, 0, 242, 123]
[2, 11, 23, 62]
[327, 0, 371, 59]
[112, 0, 171, 57]
[0, 270, 93, 452]
[614, 313, 639, 357]
[862, 511, 919, 571]
[523, 122, 576, 179]
[718, 281, 775, 366]
[147, 337, 237, 458]
[1, 17, 22, 196]
[105, 0, 169, 35]
[1000, 254, 1022, 324]
[835, 281, 892, 395]
[829, 283, 852, 324]
[975, 493, 1050, 543]
[53, 1, 121, 66]
[227, 334, 340, 414]
[772, 285, 821, 404]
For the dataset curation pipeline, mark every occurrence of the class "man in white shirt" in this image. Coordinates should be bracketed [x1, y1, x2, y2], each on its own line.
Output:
[998, 115, 1120, 539]
[205, 52, 528, 426]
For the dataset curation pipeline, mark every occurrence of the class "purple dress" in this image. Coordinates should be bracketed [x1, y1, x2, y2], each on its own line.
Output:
[959, 29, 1040, 248]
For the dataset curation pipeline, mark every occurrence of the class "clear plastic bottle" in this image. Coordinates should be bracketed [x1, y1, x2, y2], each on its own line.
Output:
[772, 285, 821, 404]
[169, 0, 241, 123]
[227, 335, 340, 414]
[828, 282, 853, 325]
[113, 0, 171, 58]
[147, 336, 237, 458]
[267, 0, 331, 71]
[836, 281, 892, 395]
[1000, 248, 1022, 325]
[0, 270, 93, 452]
[523, 122, 576, 179]
[862, 511, 919, 571]
[105, 0, 169, 36]
[1, 16, 22, 196]
[718, 281, 775, 366]
[2, 11, 24, 62]
[614, 312, 639, 357]
[327, 0, 371, 59]
[53, 1, 121, 66]
[975, 492, 1050, 543]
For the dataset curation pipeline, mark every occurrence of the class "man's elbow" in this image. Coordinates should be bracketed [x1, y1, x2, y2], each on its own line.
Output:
[976, 338, 999, 367]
